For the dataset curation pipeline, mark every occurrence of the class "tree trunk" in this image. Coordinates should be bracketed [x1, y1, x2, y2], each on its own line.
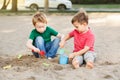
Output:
[44, 0, 49, 13]
[1, 0, 11, 10]
[11, 0, 18, 12]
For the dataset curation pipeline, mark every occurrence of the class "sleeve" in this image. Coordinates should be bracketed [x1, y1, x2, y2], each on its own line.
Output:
[29, 30, 35, 40]
[48, 27, 58, 36]
[69, 30, 75, 37]
[85, 34, 95, 48]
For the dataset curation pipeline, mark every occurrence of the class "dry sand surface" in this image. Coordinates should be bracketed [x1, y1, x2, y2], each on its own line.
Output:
[0, 13, 120, 80]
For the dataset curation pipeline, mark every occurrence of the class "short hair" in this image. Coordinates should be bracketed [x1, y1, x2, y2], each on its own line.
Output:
[32, 12, 47, 26]
[71, 9, 88, 24]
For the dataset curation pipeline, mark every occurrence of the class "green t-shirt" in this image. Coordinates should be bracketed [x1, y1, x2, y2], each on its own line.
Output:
[29, 26, 58, 43]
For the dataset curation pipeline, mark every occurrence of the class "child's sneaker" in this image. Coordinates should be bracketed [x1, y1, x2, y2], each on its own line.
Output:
[48, 57, 52, 60]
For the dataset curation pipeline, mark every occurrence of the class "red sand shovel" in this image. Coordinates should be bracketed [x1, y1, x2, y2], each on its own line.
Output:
[32, 50, 46, 58]
[39, 51, 46, 58]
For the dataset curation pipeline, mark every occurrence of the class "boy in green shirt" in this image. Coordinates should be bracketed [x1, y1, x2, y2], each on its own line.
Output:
[26, 12, 63, 59]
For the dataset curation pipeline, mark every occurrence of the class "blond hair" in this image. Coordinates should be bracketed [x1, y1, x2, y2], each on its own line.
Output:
[71, 8, 88, 24]
[32, 12, 47, 26]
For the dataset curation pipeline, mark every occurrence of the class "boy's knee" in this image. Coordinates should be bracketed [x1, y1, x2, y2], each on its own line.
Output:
[74, 56, 83, 65]
[35, 36, 44, 44]
[34, 37, 45, 48]
[52, 38, 60, 45]
[84, 52, 95, 63]
[54, 38, 60, 42]
[35, 36, 43, 41]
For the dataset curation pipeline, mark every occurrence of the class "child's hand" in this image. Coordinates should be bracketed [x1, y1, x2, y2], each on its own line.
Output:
[32, 48, 40, 53]
[69, 52, 79, 59]
[69, 53, 75, 59]
[73, 52, 79, 56]
[59, 41, 65, 48]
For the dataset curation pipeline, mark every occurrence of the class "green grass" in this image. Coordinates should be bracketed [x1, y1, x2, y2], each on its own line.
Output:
[0, 10, 76, 16]
[73, 4, 120, 9]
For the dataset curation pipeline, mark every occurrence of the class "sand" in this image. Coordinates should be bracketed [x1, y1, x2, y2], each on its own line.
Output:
[0, 13, 120, 80]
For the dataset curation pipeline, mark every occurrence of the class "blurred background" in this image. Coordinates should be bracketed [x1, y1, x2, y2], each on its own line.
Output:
[0, 0, 120, 12]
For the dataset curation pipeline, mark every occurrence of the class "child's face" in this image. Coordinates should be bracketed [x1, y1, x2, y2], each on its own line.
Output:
[35, 22, 47, 33]
[73, 21, 87, 33]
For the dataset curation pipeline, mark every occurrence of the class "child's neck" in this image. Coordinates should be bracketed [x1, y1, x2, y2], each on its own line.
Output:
[82, 26, 89, 33]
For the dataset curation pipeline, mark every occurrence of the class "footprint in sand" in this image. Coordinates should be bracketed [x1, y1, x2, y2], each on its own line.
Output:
[25, 76, 36, 80]
[104, 75, 113, 79]
[54, 65, 63, 70]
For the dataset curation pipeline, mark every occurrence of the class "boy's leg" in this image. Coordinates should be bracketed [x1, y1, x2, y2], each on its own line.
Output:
[84, 51, 96, 69]
[72, 56, 83, 69]
[33, 36, 46, 58]
[46, 38, 60, 58]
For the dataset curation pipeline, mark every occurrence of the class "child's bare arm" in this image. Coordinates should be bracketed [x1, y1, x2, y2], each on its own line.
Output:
[56, 33, 64, 39]
[26, 39, 40, 53]
[59, 34, 71, 48]
[74, 46, 90, 56]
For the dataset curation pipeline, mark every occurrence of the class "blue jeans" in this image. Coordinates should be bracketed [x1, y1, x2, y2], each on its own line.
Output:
[33, 36, 60, 58]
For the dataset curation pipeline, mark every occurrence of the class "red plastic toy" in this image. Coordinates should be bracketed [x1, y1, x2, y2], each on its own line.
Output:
[32, 50, 45, 58]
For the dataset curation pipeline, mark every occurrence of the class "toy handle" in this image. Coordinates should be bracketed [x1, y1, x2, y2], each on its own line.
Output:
[59, 48, 64, 55]
[32, 49, 45, 57]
